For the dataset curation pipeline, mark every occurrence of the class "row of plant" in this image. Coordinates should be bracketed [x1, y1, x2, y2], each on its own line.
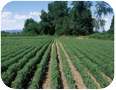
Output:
[76, 39, 114, 59]
[1, 38, 49, 58]
[1, 45, 26, 58]
[2, 39, 48, 62]
[59, 38, 113, 79]
[50, 42, 61, 89]
[1, 41, 49, 87]
[2, 46, 32, 62]
[86, 41, 113, 59]
[74, 39, 113, 64]
[62, 42, 111, 88]
[61, 43, 98, 89]
[83, 45, 113, 67]
[1, 46, 35, 72]
[73, 45, 113, 80]
[1, 38, 32, 56]
[1, 39, 50, 63]
[85, 45, 113, 64]
[1, 43, 30, 56]
[29, 43, 52, 89]
[57, 42, 76, 89]
[80, 58, 110, 88]
[11, 41, 50, 88]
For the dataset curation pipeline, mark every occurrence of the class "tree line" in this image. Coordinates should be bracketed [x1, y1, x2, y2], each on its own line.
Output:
[23, 1, 114, 36]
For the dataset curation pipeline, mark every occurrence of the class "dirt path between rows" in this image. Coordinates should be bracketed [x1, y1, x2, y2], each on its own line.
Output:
[74, 56, 113, 85]
[59, 41, 87, 89]
[102, 72, 112, 83]
[56, 42, 69, 89]
[85, 68, 101, 88]
[74, 56, 101, 89]
[42, 43, 54, 89]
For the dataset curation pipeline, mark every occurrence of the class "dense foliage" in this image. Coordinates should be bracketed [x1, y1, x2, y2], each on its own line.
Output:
[57, 42, 76, 89]
[11, 42, 51, 88]
[61, 42, 98, 89]
[29, 43, 52, 89]
[2, 41, 49, 86]
[108, 16, 114, 34]
[79, 32, 114, 40]
[50, 43, 61, 89]
[22, 1, 114, 36]
[69, 1, 93, 35]
[90, 33, 114, 40]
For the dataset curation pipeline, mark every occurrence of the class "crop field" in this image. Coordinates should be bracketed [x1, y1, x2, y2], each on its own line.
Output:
[1, 37, 114, 89]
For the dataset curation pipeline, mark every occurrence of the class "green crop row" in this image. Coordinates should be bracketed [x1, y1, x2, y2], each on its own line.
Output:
[2, 46, 31, 62]
[1, 41, 49, 86]
[1, 43, 30, 58]
[1, 46, 35, 72]
[1, 38, 50, 58]
[84, 44, 113, 60]
[50, 42, 61, 89]
[11, 42, 50, 89]
[29, 43, 52, 89]
[57, 42, 76, 89]
[59, 38, 113, 80]
[1, 38, 35, 57]
[2, 45, 27, 58]
[74, 46, 113, 79]
[73, 40, 113, 64]
[61, 43, 98, 89]
[64, 43, 110, 88]
[1, 39, 41, 61]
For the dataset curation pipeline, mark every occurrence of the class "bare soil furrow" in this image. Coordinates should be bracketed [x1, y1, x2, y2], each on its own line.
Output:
[75, 56, 101, 88]
[85, 68, 101, 88]
[42, 43, 54, 89]
[102, 72, 112, 83]
[59, 41, 87, 89]
[56, 42, 69, 89]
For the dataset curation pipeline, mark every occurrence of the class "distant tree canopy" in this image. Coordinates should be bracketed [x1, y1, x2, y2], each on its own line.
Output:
[69, 1, 93, 35]
[23, 1, 114, 36]
[108, 16, 114, 34]
[23, 18, 40, 35]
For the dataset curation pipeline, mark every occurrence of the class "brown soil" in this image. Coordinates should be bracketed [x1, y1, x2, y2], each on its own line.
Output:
[102, 72, 112, 83]
[85, 67, 101, 88]
[42, 43, 54, 89]
[59, 41, 87, 89]
[74, 56, 79, 61]
[76, 37, 84, 39]
[76, 37, 91, 40]
[61, 34, 69, 38]
[75, 56, 101, 88]
[56, 42, 69, 89]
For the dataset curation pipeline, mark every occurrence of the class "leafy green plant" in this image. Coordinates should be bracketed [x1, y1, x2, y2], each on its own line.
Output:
[11, 42, 51, 89]
[29, 43, 52, 89]
[50, 43, 61, 89]
[58, 42, 76, 89]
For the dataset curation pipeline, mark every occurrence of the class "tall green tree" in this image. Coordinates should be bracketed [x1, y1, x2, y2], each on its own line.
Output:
[39, 10, 55, 35]
[40, 10, 49, 34]
[108, 16, 114, 34]
[24, 18, 36, 27]
[70, 1, 93, 35]
[48, 1, 69, 35]
[62, 16, 71, 35]
[23, 18, 40, 35]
